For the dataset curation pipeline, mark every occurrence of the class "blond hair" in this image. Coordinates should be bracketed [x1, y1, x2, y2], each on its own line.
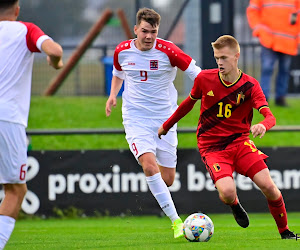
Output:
[136, 8, 161, 27]
[211, 35, 240, 53]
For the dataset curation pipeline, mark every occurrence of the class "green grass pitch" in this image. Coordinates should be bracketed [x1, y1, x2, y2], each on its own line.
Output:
[7, 213, 300, 249]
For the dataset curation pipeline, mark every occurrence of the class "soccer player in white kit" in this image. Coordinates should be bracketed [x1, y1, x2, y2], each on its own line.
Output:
[0, 1, 63, 248]
[105, 8, 201, 238]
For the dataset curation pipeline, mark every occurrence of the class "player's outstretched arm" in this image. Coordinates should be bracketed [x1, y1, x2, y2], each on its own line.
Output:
[158, 96, 197, 138]
[41, 39, 63, 69]
[105, 76, 123, 117]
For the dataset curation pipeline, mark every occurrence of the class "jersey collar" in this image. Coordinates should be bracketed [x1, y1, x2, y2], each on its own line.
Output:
[218, 69, 243, 88]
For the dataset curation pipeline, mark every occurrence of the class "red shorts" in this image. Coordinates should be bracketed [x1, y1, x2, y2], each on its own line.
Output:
[201, 140, 268, 183]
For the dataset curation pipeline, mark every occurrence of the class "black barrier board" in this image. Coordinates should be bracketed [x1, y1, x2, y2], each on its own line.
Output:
[3, 148, 299, 216]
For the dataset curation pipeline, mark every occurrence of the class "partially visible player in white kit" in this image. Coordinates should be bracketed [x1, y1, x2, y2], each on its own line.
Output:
[105, 8, 201, 238]
[0, 1, 63, 248]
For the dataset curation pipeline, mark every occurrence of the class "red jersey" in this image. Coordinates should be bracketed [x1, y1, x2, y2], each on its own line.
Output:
[190, 69, 268, 153]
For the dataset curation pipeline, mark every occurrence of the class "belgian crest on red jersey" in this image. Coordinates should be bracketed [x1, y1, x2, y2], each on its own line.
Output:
[236, 91, 245, 105]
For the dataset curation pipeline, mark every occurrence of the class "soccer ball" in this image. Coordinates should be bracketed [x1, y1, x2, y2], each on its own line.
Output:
[183, 213, 214, 242]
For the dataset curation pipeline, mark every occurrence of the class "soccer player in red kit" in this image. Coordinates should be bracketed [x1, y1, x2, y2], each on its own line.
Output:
[158, 35, 298, 240]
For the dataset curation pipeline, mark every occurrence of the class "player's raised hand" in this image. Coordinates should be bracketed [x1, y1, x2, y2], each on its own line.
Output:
[158, 125, 167, 139]
[251, 123, 266, 138]
[105, 96, 117, 117]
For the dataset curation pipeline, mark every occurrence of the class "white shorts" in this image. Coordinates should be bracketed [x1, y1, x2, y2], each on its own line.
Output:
[124, 118, 178, 168]
[0, 121, 28, 184]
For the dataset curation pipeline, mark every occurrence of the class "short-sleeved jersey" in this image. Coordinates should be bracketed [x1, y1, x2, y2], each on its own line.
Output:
[113, 38, 201, 122]
[0, 21, 51, 127]
[190, 69, 268, 153]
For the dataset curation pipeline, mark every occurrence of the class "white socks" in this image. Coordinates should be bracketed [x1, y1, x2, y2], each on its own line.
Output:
[0, 215, 15, 249]
[146, 173, 179, 223]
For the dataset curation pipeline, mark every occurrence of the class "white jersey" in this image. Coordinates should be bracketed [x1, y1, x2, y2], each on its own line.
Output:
[113, 38, 201, 123]
[0, 21, 51, 127]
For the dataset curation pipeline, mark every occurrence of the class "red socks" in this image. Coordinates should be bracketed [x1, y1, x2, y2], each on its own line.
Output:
[267, 195, 289, 233]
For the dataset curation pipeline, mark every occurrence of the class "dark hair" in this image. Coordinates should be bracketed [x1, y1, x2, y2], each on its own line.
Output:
[0, 0, 18, 9]
[136, 8, 161, 27]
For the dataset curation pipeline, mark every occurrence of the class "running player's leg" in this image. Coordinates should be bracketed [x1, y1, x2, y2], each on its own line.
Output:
[125, 123, 182, 238]
[156, 166, 182, 239]
[202, 149, 249, 228]
[0, 121, 28, 249]
[0, 183, 27, 248]
[156, 126, 177, 186]
[215, 177, 249, 228]
[140, 153, 179, 222]
[154, 128, 183, 238]
[0, 184, 27, 219]
[139, 153, 183, 238]
[248, 161, 299, 239]
[236, 140, 298, 239]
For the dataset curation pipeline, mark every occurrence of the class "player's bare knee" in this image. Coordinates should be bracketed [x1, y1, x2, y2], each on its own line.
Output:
[218, 188, 236, 204]
[143, 164, 159, 177]
[220, 186, 235, 197]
